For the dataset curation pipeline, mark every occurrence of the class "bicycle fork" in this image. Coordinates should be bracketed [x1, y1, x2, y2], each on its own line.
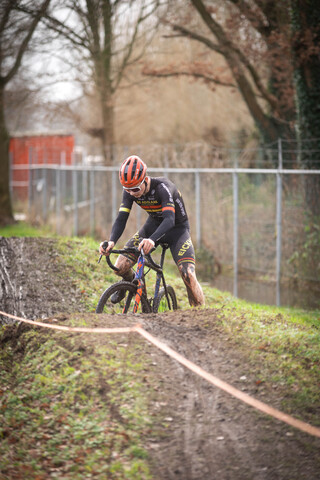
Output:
[130, 252, 146, 314]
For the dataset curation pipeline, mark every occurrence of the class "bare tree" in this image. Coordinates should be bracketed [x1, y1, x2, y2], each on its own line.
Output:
[145, 0, 297, 144]
[38, 0, 165, 162]
[0, 0, 52, 225]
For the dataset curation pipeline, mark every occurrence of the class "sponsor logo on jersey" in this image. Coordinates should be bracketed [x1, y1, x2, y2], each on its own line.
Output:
[160, 183, 173, 202]
[176, 198, 186, 216]
[178, 238, 192, 256]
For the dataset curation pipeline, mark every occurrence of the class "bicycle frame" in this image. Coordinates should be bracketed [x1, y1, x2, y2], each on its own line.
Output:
[123, 246, 172, 313]
[132, 251, 146, 313]
[99, 244, 173, 313]
[152, 246, 172, 310]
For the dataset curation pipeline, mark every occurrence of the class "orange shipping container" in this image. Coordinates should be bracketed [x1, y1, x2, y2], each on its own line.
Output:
[10, 132, 75, 200]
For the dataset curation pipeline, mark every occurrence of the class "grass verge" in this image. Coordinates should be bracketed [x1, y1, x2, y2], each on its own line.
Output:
[0, 221, 52, 238]
[208, 295, 320, 419]
[0, 223, 319, 477]
[0, 324, 155, 479]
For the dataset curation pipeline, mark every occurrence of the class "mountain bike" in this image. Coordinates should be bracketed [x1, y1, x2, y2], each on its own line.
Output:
[96, 244, 178, 314]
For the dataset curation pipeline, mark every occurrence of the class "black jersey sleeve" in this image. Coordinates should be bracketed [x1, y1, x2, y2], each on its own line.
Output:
[109, 192, 133, 244]
[148, 183, 176, 242]
[149, 209, 175, 243]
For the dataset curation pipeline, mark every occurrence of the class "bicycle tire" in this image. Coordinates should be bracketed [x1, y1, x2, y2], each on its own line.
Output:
[95, 281, 151, 314]
[153, 286, 178, 313]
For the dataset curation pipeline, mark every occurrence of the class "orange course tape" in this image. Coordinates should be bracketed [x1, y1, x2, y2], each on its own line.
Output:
[0, 310, 136, 334]
[1, 310, 320, 438]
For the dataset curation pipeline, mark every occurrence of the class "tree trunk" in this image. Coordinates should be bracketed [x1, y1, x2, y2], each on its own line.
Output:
[224, 49, 280, 143]
[90, 0, 115, 164]
[100, 88, 115, 163]
[291, 0, 320, 216]
[0, 85, 14, 225]
[189, 0, 280, 143]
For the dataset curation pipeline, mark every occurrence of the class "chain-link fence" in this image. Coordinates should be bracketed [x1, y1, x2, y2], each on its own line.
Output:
[10, 141, 320, 309]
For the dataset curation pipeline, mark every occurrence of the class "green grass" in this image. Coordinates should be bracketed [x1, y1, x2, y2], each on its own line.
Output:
[208, 296, 320, 414]
[0, 328, 154, 479]
[1, 222, 320, 477]
[0, 221, 53, 237]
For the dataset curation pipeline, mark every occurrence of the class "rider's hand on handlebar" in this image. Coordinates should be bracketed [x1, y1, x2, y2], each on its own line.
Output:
[138, 238, 155, 255]
[99, 240, 115, 256]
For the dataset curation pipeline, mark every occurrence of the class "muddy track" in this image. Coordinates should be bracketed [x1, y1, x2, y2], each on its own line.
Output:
[1, 237, 319, 480]
[0, 237, 84, 322]
[140, 314, 320, 480]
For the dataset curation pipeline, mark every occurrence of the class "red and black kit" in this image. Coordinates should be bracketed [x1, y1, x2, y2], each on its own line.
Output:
[110, 177, 196, 267]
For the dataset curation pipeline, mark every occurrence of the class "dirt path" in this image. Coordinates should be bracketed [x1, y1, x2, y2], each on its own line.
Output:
[139, 313, 320, 480]
[1, 237, 319, 480]
[0, 237, 84, 321]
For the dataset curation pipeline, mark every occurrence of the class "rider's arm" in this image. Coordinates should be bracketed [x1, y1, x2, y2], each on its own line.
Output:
[109, 210, 130, 244]
[149, 208, 175, 243]
[148, 184, 176, 242]
[109, 193, 133, 244]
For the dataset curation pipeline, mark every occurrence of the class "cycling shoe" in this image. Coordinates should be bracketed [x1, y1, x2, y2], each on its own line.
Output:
[110, 288, 127, 304]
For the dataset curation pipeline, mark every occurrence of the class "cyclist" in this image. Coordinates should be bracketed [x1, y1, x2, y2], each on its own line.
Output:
[99, 155, 205, 307]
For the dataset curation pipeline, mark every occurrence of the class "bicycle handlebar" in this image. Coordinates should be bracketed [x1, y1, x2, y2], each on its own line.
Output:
[98, 246, 162, 272]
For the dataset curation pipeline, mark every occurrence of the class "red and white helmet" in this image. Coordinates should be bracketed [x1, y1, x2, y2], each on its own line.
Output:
[119, 155, 147, 188]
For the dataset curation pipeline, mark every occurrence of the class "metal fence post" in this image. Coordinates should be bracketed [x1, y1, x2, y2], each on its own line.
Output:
[233, 156, 239, 298]
[42, 150, 47, 222]
[56, 167, 61, 234]
[276, 138, 283, 306]
[90, 169, 95, 236]
[60, 151, 66, 208]
[28, 147, 33, 216]
[82, 163, 88, 202]
[42, 168, 47, 222]
[73, 168, 78, 236]
[9, 151, 13, 200]
[195, 170, 201, 248]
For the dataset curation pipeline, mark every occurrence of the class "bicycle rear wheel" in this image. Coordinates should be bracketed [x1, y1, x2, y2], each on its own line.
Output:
[153, 286, 178, 313]
[95, 281, 151, 314]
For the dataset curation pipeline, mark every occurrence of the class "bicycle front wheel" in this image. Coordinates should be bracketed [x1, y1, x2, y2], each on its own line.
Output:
[95, 281, 151, 314]
[153, 286, 178, 313]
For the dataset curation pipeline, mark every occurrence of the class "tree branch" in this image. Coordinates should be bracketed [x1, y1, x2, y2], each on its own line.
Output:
[142, 66, 237, 89]
[227, 0, 272, 38]
[15, 1, 91, 51]
[0, 0, 18, 35]
[170, 23, 223, 54]
[187, 0, 278, 110]
[188, 0, 279, 139]
[3, 0, 52, 85]
[113, 0, 161, 91]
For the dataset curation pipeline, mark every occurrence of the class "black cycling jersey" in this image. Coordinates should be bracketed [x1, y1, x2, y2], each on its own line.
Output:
[110, 177, 189, 244]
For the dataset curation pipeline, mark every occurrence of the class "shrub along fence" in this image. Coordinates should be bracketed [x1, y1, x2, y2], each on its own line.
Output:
[10, 141, 320, 307]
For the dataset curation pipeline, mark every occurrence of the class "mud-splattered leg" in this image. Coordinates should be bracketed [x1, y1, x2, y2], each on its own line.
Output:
[178, 262, 205, 307]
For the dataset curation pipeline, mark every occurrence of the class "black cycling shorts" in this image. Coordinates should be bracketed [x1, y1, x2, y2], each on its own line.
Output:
[124, 217, 196, 268]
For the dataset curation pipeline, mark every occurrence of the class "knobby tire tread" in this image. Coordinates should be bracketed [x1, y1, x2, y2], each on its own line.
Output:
[153, 285, 178, 313]
[95, 281, 151, 314]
